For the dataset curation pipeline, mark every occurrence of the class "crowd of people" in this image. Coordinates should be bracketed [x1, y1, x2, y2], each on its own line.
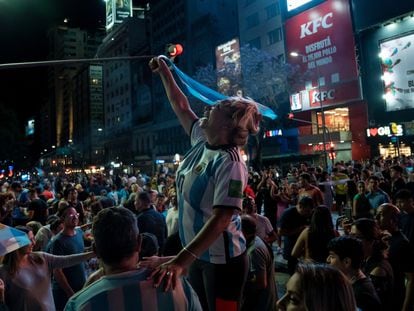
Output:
[0, 56, 412, 310]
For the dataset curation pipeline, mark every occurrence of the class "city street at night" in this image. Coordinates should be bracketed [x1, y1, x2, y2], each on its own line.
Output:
[1, 0, 414, 310]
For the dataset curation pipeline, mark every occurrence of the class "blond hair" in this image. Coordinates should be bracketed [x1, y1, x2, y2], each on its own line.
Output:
[218, 97, 262, 146]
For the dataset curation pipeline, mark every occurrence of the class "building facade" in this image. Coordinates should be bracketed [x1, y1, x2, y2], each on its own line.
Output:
[39, 24, 105, 170]
[72, 64, 105, 167]
[281, 0, 369, 167]
[238, 0, 285, 60]
[353, 0, 414, 158]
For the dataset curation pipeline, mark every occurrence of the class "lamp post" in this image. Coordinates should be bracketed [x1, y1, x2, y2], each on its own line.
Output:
[290, 52, 329, 170]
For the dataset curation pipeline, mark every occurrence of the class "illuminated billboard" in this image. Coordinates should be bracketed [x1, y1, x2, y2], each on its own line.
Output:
[106, 0, 114, 30]
[26, 119, 35, 136]
[285, 0, 361, 111]
[106, 0, 132, 30]
[287, 0, 314, 11]
[380, 33, 414, 111]
[215, 38, 242, 96]
[115, 0, 132, 24]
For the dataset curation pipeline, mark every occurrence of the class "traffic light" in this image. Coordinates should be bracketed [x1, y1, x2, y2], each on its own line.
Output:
[166, 44, 183, 62]
[329, 143, 336, 159]
[329, 142, 335, 153]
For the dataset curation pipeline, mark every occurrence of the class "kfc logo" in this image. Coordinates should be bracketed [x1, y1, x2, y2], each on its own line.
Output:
[312, 89, 335, 103]
[300, 12, 333, 38]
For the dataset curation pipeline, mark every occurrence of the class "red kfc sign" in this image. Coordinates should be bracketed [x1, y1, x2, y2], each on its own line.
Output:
[286, 0, 361, 111]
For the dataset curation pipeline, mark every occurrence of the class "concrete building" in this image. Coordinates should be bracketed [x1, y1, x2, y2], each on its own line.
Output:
[72, 64, 105, 167]
[97, 17, 149, 167]
[352, 0, 414, 158]
[38, 23, 104, 169]
[238, 0, 285, 61]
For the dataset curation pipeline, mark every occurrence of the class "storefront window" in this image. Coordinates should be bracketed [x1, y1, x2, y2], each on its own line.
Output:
[316, 107, 350, 133]
[379, 143, 411, 158]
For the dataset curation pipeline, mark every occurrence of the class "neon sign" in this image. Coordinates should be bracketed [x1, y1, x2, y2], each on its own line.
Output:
[264, 129, 283, 138]
[366, 123, 404, 137]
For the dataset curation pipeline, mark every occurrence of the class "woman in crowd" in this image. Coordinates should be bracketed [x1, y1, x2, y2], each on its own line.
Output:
[277, 263, 357, 311]
[291, 205, 337, 263]
[0, 193, 15, 226]
[149, 56, 261, 311]
[350, 218, 394, 310]
[318, 171, 334, 210]
[256, 172, 279, 230]
[352, 181, 372, 219]
[0, 226, 94, 310]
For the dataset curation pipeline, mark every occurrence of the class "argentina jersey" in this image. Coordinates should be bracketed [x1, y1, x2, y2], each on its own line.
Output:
[176, 120, 247, 264]
[65, 269, 201, 311]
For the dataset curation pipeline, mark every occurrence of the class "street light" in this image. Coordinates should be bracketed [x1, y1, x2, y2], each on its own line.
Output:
[290, 51, 329, 169]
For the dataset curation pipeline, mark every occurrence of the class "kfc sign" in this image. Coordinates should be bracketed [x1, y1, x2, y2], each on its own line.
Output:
[285, 0, 361, 111]
[300, 12, 333, 38]
[366, 123, 404, 138]
[312, 89, 335, 103]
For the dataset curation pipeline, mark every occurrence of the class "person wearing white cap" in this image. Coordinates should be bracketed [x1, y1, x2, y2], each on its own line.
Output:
[0, 225, 94, 311]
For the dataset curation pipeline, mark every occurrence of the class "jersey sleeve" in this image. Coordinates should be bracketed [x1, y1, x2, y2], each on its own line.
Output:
[213, 157, 247, 210]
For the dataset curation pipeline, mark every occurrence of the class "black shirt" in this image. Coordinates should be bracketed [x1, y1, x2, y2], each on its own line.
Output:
[28, 198, 48, 224]
[279, 207, 310, 258]
[137, 208, 167, 254]
[353, 276, 381, 311]
[388, 230, 414, 310]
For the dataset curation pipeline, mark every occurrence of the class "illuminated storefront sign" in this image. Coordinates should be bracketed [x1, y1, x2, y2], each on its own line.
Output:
[380, 32, 414, 111]
[366, 123, 404, 138]
[286, 0, 361, 111]
[264, 129, 283, 138]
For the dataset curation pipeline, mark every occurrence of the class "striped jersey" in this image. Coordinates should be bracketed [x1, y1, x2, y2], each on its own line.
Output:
[176, 121, 247, 264]
[64, 269, 201, 311]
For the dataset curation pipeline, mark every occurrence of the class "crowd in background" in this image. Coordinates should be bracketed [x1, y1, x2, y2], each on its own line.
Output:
[0, 155, 413, 310]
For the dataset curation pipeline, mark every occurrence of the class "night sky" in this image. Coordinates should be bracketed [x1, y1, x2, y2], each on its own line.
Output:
[0, 0, 105, 125]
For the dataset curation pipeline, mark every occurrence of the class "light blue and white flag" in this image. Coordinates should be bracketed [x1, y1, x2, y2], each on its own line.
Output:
[160, 56, 278, 120]
[0, 223, 31, 256]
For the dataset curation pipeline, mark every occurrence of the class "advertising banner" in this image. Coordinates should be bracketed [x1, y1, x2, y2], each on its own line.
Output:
[287, 0, 315, 12]
[286, 0, 361, 111]
[106, 0, 115, 30]
[380, 33, 414, 111]
[115, 0, 132, 24]
[25, 119, 35, 136]
[215, 38, 242, 96]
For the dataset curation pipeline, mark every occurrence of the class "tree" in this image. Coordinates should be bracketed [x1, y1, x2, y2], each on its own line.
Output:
[193, 44, 302, 168]
[194, 44, 301, 114]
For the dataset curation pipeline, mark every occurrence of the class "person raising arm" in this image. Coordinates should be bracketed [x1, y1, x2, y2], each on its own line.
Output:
[149, 56, 262, 311]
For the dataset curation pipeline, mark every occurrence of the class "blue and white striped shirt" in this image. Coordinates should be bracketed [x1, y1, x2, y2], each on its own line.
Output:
[176, 121, 247, 264]
[64, 269, 201, 311]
